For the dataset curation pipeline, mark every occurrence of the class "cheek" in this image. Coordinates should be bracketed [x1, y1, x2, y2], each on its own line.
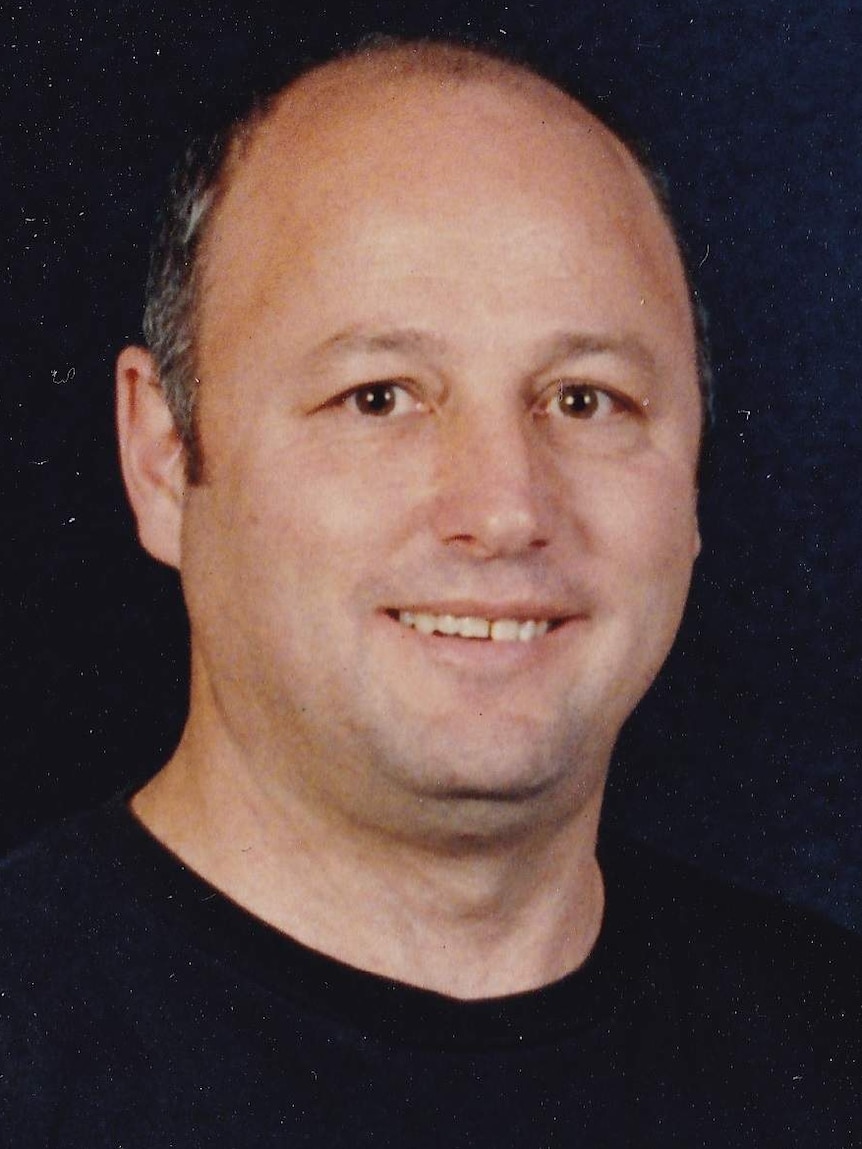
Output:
[580, 460, 698, 594]
[269, 421, 435, 541]
[196, 436, 416, 602]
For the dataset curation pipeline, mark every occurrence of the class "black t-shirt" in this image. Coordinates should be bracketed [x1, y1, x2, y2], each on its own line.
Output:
[1, 798, 859, 1146]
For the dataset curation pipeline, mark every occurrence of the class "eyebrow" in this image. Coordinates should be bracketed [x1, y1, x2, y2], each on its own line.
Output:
[534, 332, 659, 380]
[309, 327, 448, 361]
[307, 326, 658, 379]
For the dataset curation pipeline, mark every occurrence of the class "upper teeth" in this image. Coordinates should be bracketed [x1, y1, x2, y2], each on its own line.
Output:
[397, 611, 551, 642]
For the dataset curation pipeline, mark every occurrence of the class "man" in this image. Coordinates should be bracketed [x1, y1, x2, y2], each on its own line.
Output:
[2, 36, 859, 1146]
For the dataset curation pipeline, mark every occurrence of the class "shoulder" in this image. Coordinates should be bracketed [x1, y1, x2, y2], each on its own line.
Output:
[601, 835, 862, 1080]
[603, 834, 862, 971]
[0, 804, 124, 946]
[0, 799, 161, 1018]
[0, 805, 138, 1138]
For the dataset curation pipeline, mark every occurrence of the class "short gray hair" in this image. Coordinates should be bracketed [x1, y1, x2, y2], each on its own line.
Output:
[142, 133, 228, 483]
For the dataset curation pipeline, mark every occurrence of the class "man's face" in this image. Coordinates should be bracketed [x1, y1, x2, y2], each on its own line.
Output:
[177, 65, 702, 839]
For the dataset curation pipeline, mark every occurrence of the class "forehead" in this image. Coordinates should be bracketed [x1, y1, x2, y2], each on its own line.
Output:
[195, 55, 694, 381]
[214, 56, 663, 239]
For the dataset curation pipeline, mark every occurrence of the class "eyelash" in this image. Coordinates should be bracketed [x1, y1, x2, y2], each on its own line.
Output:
[339, 382, 422, 417]
[331, 380, 633, 421]
[541, 382, 629, 420]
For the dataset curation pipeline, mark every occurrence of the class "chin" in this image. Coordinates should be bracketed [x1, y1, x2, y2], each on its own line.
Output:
[378, 724, 607, 832]
[401, 774, 602, 850]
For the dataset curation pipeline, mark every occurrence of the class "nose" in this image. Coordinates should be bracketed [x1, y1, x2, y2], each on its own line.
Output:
[431, 408, 553, 559]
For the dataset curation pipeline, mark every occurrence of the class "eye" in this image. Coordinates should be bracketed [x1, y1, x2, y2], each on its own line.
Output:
[550, 382, 620, 420]
[345, 382, 420, 417]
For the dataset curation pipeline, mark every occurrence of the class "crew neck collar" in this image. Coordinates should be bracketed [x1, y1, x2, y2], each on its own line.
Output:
[84, 795, 653, 1051]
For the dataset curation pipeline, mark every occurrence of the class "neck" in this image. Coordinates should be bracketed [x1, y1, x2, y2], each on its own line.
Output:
[132, 724, 607, 999]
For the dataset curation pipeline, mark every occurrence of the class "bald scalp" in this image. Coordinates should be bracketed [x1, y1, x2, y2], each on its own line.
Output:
[217, 40, 653, 233]
[142, 38, 708, 482]
[226, 39, 583, 159]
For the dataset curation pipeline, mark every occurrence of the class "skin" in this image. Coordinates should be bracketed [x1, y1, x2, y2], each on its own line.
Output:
[117, 53, 702, 998]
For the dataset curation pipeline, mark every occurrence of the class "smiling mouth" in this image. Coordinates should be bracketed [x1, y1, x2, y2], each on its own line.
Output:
[388, 610, 566, 642]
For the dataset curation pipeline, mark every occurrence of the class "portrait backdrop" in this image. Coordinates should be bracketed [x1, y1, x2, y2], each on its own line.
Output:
[4, 0, 861, 929]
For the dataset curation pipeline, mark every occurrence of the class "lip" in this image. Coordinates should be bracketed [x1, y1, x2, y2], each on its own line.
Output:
[383, 601, 575, 623]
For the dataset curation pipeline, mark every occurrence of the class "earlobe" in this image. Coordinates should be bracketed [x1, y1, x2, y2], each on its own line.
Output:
[116, 346, 186, 570]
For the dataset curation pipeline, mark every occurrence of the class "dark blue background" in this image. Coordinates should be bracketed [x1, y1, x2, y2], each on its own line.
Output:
[4, 2, 861, 927]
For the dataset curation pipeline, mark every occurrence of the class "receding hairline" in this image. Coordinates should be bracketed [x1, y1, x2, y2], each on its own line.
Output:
[218, 39, 644, 198]
[151, 37, 710, 483]
[202, 38, 685, 329]
[199, 39, 694, 370]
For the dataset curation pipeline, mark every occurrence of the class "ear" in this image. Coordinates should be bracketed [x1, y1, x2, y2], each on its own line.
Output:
[116, 346, 186, 570]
